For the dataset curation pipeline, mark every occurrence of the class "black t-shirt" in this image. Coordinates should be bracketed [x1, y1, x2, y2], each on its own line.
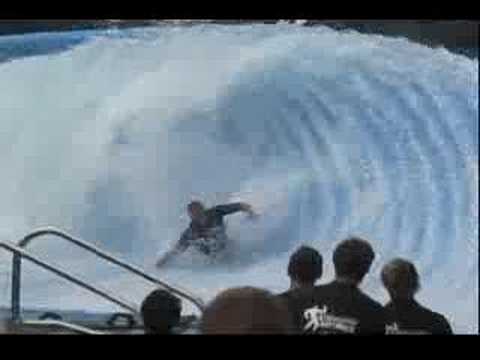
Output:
[282, 281, 387, 334]
[276, 289, 311, 333]
[384, 299, 453, 335]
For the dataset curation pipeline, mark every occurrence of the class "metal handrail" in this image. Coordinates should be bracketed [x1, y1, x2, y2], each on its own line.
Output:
[21, 320, 107, 335]
[17, 227, 205, 312]
[0, 241, 138, 319]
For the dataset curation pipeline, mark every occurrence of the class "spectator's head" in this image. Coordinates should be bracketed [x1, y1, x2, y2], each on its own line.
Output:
[381, 258, 420, 301]
[187, 201, 206, 222]
[141, 289, 182, 334]
[201, 287, 293, 334]
[287, 246, 323, 288]
[333, 237, 375, 284]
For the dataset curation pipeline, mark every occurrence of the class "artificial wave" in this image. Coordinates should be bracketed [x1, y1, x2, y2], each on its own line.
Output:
[0, 24, 477, 333]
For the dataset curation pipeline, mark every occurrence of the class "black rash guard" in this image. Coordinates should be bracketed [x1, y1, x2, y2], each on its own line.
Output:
[177, 203, 245, 255]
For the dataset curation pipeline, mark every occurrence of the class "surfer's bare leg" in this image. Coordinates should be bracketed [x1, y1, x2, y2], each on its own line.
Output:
[156, 248, 182, 268]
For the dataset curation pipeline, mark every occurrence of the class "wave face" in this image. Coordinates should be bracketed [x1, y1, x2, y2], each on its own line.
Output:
[0, 25, 477, 333]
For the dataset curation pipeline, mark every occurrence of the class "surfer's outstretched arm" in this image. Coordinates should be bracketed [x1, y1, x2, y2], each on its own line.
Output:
[214, 202, 258, 218]
[240, 203, 258, 218]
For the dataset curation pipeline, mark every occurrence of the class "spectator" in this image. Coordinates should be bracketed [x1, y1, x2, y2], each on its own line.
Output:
[381, 258, 453, 334]
[277, 246, 323, 332]
[141, 289, 182, 334]
[296, 237, 386, 334]
[201, 287, 293, 334]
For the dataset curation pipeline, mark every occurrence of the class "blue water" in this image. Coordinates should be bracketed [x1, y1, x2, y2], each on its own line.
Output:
[0, 24, 477, 333]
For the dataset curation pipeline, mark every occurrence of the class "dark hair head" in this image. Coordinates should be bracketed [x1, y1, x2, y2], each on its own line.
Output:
[201, 287, 293, 334]
[381, 258, 420, 300]
[333, 237, 375, 283]
[288, 246, 323, 284]
[187, 201, 205, 212]
[140, 289, 182, 334]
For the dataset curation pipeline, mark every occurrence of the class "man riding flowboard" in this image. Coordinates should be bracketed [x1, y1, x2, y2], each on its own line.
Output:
[156, 201, 257, 267]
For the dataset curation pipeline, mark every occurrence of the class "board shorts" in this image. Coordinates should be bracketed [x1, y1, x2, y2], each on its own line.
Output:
[190, 226, 228, 256]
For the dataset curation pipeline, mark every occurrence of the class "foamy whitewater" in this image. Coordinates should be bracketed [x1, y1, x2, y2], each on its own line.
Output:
[0, 24, 477, 333]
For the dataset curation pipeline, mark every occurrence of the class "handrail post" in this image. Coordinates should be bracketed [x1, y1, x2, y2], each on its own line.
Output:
[0, 241, 138, 315]
[11, 253, 21, 322]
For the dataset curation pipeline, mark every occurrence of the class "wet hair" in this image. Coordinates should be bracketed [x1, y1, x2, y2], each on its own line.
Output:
[333, 237, 375, 283]
[187, 201, 205, 213]
[381, 258, 420, 299]
[201, 287, 294, 334]
[141, 289, 182, 334]
[288, 246, 323, 284]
